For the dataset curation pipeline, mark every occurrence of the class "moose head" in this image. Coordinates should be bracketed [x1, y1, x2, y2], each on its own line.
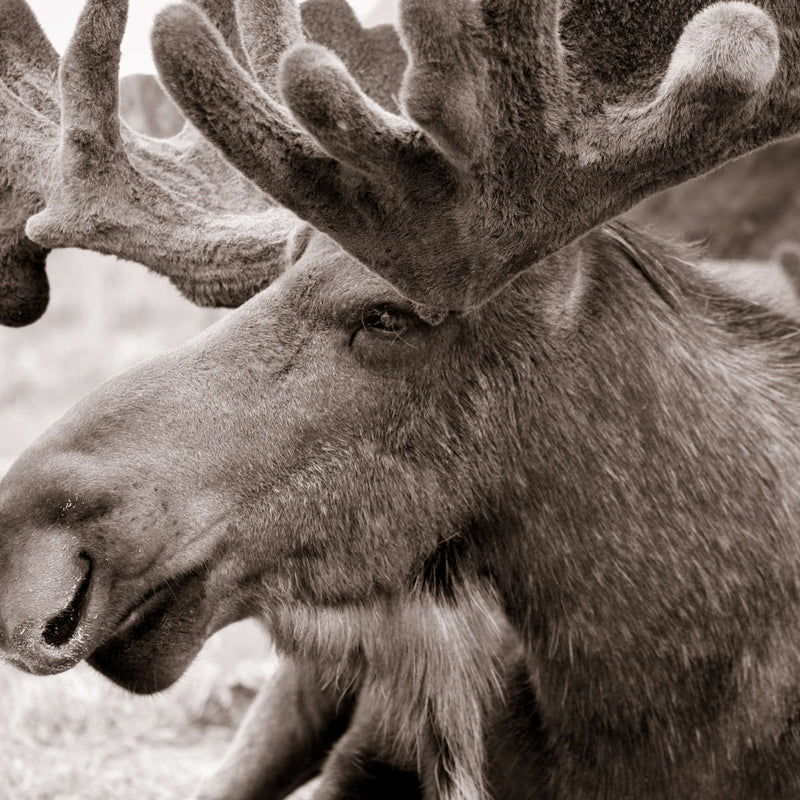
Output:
[1, 0, 800, 797]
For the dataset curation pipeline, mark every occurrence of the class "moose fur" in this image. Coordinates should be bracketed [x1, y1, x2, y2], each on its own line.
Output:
[2, 222, 799, 799]
[1, 1, 800, 799]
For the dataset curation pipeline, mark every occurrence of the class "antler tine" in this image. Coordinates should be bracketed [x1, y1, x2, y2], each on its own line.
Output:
[593, 4, 780, 183]
[154, 2, 466, 302]
[15, 0, 305, 311]
[396, 0, 491, 167]
[300, 0, 407, 114]
[188, 0, 250, 69]
[280, 45, 418, 171]
[0, 0, 58, 121]
[155, 0, 800, 311]
[235, 0, 304, 93]
[182, 0, 304, 92]
[0, 0, 59, 326]
[155, 0, 416, 189]
[399, 0, 571, 167]
[57, 0, 128, 176]
[26, 0, 143, 245]
[152, 6, 350, 227]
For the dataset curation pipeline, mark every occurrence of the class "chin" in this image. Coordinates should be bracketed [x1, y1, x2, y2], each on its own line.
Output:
[88, 568, 212, 694]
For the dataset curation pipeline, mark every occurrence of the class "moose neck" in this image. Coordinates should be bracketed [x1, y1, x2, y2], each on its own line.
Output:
[477, 226, 800, 786]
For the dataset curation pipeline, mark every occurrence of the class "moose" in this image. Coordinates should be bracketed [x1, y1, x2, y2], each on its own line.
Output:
[1, 0, 800, 797]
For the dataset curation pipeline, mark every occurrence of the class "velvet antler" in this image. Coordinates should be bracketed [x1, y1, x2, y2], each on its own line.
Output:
[0, 0, 308, 324]
[153, 0, 800, 311]
[0, 0, 58, 325]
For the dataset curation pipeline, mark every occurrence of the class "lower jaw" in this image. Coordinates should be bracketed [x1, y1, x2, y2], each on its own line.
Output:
[88, 571, 210, 694]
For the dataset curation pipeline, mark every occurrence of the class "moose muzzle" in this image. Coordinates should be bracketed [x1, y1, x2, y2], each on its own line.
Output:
[0, 379, 239, 694]
[0, 462, 108, 675]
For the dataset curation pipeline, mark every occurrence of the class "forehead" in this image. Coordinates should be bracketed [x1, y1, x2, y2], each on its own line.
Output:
[283, 231, 406, 315]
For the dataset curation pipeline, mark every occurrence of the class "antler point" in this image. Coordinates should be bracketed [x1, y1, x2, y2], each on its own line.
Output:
[666, 1, 780, 96]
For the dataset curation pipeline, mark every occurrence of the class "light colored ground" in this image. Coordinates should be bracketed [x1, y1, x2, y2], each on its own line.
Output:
[0, 626, 278, 800]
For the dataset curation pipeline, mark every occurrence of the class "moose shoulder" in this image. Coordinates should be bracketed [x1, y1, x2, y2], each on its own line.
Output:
[1, 0, 800, 798]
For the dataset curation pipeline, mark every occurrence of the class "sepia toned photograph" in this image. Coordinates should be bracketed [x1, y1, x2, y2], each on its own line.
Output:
[1, 0, 799, 798]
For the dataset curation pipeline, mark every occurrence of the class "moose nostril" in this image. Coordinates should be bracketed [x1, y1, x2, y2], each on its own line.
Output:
[42, 553, 93, 648]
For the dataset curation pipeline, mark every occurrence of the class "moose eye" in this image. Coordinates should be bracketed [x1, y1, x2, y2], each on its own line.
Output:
[350, 306, 423, 365]
[362, 308, 412, 336]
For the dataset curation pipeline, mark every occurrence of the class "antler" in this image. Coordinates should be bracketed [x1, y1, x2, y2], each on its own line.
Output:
[0, 0, 58, 326]
[152, 0, 800, 311]
[1, 0, 307, 324]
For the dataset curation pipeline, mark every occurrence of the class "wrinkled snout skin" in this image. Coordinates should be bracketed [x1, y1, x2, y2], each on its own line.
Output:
[0, 234, 488, 691]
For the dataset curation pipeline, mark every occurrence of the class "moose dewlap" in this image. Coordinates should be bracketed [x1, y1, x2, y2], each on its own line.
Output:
[1, 0, 800, 798]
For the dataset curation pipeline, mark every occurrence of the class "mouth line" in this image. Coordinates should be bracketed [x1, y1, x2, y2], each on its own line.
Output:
[108, 565, 206, 642]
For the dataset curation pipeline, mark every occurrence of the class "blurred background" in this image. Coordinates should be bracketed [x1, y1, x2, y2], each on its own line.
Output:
[1, 1, 799, 798]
